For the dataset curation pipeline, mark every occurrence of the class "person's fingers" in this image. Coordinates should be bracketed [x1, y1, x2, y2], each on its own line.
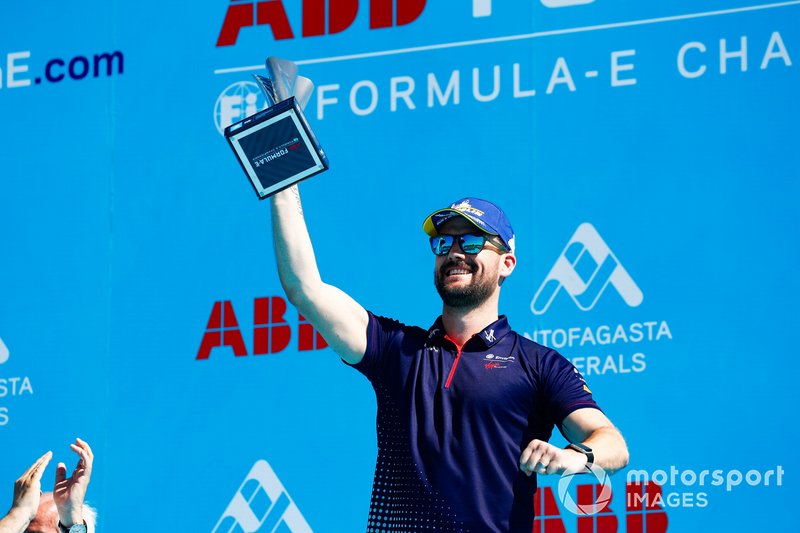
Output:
[519, 439, 545, 470]
[527, 448, 546, 473]
[69, 443, 92, 477]
[21, 452, 53, 486]
[75, 438, 93, 461]
[518, 443, 533, 466]
[70, 444, 86, 462]
[55, 462, 67, 485]
[541, 448, 557, 466]
[22, 451, 52, 480]
[525, 442, 563, 474]
[30, 452, 52, 483]
[520, 455, 535, 473]
[545, 460, 561, 475]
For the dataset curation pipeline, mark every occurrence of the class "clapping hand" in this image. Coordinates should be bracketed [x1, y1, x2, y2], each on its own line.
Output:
[52, 439, 93, 528]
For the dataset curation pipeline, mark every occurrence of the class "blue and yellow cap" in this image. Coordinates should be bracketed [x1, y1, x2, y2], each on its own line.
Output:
[423, 197, 515, 252]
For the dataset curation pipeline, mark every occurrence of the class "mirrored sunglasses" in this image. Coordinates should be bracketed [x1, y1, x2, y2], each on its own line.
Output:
[429, 234, 507, 256]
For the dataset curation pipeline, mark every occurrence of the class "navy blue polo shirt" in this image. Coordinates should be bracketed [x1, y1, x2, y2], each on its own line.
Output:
[348, 312, 600, 532]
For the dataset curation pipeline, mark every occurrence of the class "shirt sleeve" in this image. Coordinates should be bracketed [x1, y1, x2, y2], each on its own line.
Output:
[539, 349, 602, 429]
[344, 311, 406, 382]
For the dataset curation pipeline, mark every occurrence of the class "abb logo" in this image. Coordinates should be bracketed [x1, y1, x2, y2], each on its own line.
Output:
[535, 482, 668, 532]
[197, 296, 328, 359]
[217, 0, 427, 46]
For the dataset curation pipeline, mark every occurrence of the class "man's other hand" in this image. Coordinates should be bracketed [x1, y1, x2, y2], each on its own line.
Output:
[519, 439, 587, 476]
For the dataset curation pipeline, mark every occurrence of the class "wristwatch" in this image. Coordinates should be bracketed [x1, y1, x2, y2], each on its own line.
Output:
[567, 442, 595, 465]
[58, 521, 88, 533]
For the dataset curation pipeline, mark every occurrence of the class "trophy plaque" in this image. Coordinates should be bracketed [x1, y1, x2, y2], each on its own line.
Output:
[224, 57, 329, 200]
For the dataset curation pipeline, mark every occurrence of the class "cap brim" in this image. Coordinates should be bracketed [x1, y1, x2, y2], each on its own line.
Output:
[423, 208, 500, 237]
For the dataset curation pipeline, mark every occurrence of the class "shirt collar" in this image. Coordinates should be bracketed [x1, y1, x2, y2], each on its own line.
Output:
[426, 315, 511, 350]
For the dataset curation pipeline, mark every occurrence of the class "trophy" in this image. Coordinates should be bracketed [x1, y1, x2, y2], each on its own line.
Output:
[225, 57, 329, 200]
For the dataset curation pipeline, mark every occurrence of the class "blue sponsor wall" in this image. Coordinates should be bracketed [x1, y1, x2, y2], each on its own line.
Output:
[1, 0, 798, 531]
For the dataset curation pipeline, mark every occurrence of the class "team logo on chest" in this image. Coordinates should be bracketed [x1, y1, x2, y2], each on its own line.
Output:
[483, 353, 515, 369]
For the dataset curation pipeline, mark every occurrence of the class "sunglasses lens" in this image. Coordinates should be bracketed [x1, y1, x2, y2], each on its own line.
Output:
[459, 234, 486, 254]
[430, 235, 454, 255]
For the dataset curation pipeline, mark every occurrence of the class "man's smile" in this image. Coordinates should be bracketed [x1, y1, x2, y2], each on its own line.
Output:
[441, 262, 476, 281]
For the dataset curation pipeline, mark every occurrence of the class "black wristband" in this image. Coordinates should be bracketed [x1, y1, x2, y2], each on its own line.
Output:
[567, 442, 595, 465]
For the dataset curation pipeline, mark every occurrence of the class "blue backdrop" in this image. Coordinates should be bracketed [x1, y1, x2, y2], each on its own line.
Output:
[1, 0, 798, 531]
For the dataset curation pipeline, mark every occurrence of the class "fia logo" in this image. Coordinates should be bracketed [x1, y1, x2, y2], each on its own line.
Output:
[214, 81, 269, 135]
[531, 223, 643, 315]
[212, 460, 312, 532]
[0, 337, 8, 365]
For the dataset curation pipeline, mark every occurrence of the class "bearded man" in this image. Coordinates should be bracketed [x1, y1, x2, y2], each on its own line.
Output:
[271, 190, 629, 532]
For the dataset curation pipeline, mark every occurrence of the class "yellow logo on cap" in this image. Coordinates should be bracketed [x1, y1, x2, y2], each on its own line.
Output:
[452, 200, 484, 217]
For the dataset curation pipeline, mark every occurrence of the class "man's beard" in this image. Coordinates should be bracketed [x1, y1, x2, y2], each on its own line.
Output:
[434, 260, 496, 308]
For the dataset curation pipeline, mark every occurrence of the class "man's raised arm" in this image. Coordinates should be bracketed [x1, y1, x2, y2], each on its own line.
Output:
[271, 186, 368, 364]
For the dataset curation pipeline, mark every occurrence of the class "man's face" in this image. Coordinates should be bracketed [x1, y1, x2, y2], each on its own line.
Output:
[432, 217, 508, 308]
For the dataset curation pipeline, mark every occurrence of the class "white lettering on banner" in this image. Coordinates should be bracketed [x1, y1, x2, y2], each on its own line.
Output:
[527, 321, 672, 348]
[513, 63, 535, 97]
[350, 80, 379, 116]
[546, 57, 576, 94]
[678, 42, 707, 78]
[531, 223, 643, 315]
[6, 52, 31, 88]
[473, 0, 595, 15]
[527, 224, 673, 377]
[0, 373, 31, 426]
[292, 30, 794, 119]
[762, 31, 792, 69]
[678, 32, 792, 79]
[314, 51, 645, 118]
[317, 84, 340, 120]
[541, 0, 596, 7]
[0, 339, 37, 428]
[570, 353, 647, 375]
[391, 76, 416, 111]
[0, 337, 8, 364]
[212, 460, 312, 533]
[473, 65, 501, 102]
[523, 321, 668, 376]
[473, 0, 492, 17]
[611, 50, 637, 86]
[0, 377, 34, 397]
[720, 36, 748, 74]
[428, 71, 460, 107]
